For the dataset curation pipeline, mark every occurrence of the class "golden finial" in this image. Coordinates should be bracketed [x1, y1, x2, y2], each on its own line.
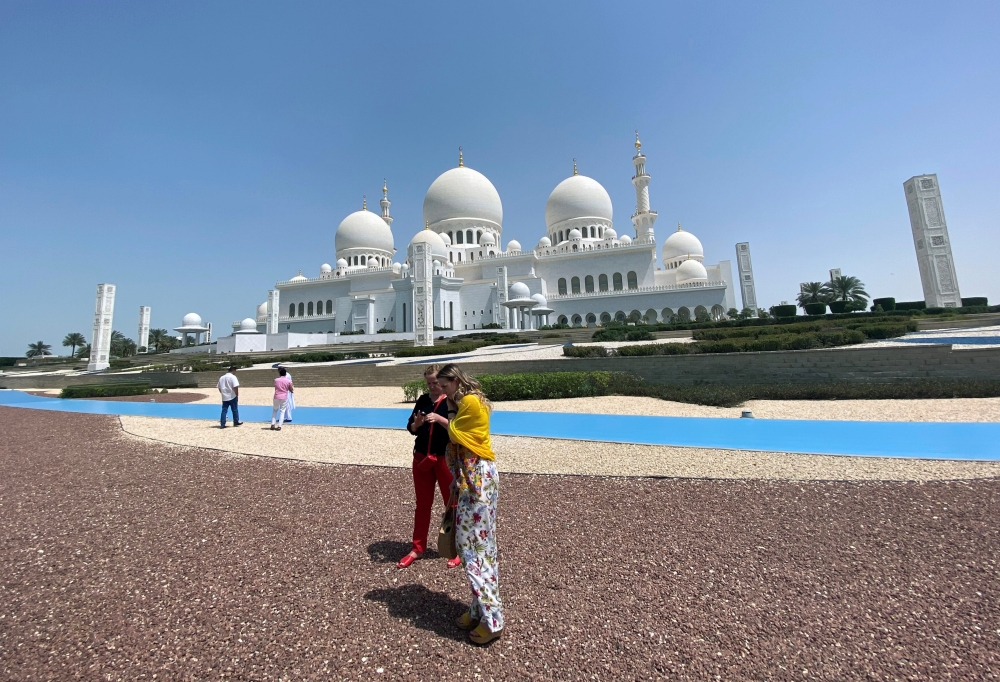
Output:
[363, 194, 367, 210]
[677, 222, 682, 232]
[458, 146, 464, 167]
[573, 158, 578, 176]
[635, 130, 642, 151]
[424, 220, 430, 230]
[383, 179, 387, 196]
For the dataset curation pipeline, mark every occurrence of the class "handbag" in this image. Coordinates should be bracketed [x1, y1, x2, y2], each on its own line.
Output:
[438, 507, 457, 559]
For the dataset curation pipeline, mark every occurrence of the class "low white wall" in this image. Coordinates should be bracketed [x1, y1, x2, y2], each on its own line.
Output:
[169, 343, 217, 355]
[216, 328, 506, 354]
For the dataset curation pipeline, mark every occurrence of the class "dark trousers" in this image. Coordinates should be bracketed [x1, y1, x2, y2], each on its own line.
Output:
[221, 398, 239, 426]
[411, 453, 454, 554]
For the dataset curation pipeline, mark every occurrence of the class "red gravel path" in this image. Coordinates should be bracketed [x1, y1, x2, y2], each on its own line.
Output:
[1, 406, 998, 681]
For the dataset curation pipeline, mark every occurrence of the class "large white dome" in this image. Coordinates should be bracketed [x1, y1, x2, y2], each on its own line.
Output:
[182, 312, 202, 327]
[335, 209, 395, 255]
[509, 281, 531, 300]
[663, 227, 704, 264]
[409, 228, 448, 261]
[545, 174, 613, 229]
[423, 166, 503, 228]
[676, 258, 709, 284]
[256, 302, 267, 318]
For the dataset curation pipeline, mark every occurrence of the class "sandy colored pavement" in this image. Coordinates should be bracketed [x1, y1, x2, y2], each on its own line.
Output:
[193, 386, 1000, 422]
[118, 415, 1000, 481]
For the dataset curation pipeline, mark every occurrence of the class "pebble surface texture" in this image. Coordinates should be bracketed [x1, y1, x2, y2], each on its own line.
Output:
[2, 406, 999, 680]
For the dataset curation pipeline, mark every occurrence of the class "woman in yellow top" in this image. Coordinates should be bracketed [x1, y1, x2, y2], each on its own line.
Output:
[426, 363, 504, 645]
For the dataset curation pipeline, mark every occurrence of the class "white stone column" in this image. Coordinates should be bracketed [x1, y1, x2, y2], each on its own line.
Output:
[137, 306, 150, 352]
[735, 242, 758, 315]
[495, 266, 509, 329]
[88, 284, 115, 371]
[266, 289, 280, 335]
[904, 174, 962, 307]
[411, 241, 434, 346]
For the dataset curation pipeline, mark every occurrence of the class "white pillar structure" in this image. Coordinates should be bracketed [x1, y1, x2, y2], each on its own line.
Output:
[631, 132, 658, 242]
[495, 266, 509, 329]
[137, 306, 150, 352]
[904, 174, 961, 307]
[410, 240, 434, 346]
[205, 322, 212, 345]
[88, 283, 115, 371]
[735, 242, 758, 316]
[266, 289, 280, 334]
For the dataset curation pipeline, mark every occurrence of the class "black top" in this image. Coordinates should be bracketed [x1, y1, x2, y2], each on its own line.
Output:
[407, 393, 451, 457]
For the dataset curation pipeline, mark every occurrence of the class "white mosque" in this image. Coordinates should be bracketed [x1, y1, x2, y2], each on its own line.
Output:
[218, 135, 737, 353]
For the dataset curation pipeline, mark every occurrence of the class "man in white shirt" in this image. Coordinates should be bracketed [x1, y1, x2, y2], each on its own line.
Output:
[217, 366, 242, 428]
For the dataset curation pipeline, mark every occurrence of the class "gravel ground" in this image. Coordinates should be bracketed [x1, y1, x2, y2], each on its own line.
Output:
[119, 416, 1000, 481]
[191, 386, 1000, 423]
[2, 406, 999, 681]
[27, 391, 210, 403]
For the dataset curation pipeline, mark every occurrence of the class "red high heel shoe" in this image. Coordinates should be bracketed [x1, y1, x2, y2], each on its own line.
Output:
[397, 552, 422, 569]
[447, 556, 462, 569]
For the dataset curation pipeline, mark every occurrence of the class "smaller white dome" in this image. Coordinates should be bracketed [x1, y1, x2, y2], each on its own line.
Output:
[537, 236, 551, 248]
[676, 258, 709, 284]
[256, 302, 267, 317]
[619, 234, 632, 245]
[440, 232, 452, 246]
[290, 270, 308, 282]
[531, 293, 547, 307]
[392, 262, 402, 274]
[401, 263, 409, 275]
[182, 312, 202, 326]
[320, 263, 332, 273]
[509, 281, 530, 299]
[604, 227, 617, 240]
[480, 232, 496, 246]
[507, 239, 522, 253]
[336, 258, 348, 268]
[368, 258, 380, 268]
[663, 226, 705, 263]
[568, 228, 582, 240]
[409, 228, 449, 261]
[239, 318, 257, 332]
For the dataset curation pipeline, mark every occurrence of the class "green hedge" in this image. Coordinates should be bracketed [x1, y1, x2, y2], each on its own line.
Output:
[771, 304, 797, 317]
[962, 297, 988, 307]
[803, 302, 827, 315]
[395, 342, 481, 358]
[871, 297, 896, 311]
[562, 345, 612, 358]
[61, 383, 150, 399]
[402, 371, 643, 403]
[895, 300, 926, 311]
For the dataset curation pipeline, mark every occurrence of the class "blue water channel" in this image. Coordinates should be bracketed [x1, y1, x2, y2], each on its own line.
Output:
[1, 390, 997, 461]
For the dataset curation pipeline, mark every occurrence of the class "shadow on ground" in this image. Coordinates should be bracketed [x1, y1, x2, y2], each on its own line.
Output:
[364, 584, 469, 641]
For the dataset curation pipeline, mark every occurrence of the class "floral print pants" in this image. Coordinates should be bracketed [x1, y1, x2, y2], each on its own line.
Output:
[450, 450, 504, 633]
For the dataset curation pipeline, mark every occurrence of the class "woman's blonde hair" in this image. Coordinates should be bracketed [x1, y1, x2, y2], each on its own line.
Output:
[436, 363, 492, 412]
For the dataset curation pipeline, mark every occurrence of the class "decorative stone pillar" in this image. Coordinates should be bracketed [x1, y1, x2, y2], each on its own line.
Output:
[496, 266, 509, 329]
[904, 174, 962, 308]
[88, 283, 115, 371]
[411, 241, 434, 346]
[137, 306, 150, 352]
[266, 289, 280, 335]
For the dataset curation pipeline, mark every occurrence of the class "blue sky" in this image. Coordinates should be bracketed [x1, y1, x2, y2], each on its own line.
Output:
[2, 0, 998, 356]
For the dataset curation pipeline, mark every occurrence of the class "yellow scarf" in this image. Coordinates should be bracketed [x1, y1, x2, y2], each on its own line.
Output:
[448, 394, 495, 461]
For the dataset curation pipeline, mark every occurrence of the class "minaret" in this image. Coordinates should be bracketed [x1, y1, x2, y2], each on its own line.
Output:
[380, 179, 393, 228]
[631, 131, 658, 242]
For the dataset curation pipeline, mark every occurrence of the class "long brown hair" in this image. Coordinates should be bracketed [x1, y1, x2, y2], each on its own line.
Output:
[436, 363, 492, 412]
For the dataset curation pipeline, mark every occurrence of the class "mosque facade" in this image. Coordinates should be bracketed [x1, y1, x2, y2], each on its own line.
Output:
[224, 136, 737, 351]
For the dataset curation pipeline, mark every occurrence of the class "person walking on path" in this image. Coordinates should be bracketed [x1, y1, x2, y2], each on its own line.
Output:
[217, 366, 242, 428]
[431, 363, 504, 645]
[398, 365, 461, 570]
[283, 369, 295, 422]
[270, 367, 293, 430]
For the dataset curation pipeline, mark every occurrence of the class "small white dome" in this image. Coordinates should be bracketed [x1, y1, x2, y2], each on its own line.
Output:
[290, 270, 308, 282]
[440, 231, 452, 246]
[392, 262, 402, 274]
[368, 258, 380, 268]
[663, 226, 704, 264]
[604, 227, 618, 240]
[480, 232, 496, 246]
[506, 239, 522, 253]
[256, 302, 267, 317]
[320, 263, 332, 273]
[568, 228, 582, 240]
[537, 236, 551, 248]
[619, 234, 632, 245]
[676, 258, 709, 284]
[400, 263, 409, 275]
[423, 166, 503, 228]
[409, 228, 448, 261]
[239, 318, 257, 332]
[336, 258, 348, 268]
[335, 209, 395, 255]
[182, 312, 202, 326]
[509, 281, 530, 299]
[545, 174, 613, 229]
[531, 293, 548, 307]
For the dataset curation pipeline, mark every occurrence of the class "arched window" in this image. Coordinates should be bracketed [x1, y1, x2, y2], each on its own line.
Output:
[586, 313, 597, 327]
[600, 312, 612, 324]
[572, 244, 578, 251]
[711, 305, 725, 321]
[615, 311, 627, 323]
[694, 305, 709, 322]
[662, 307, 674, 321]
[469, 253, 474, 262]
[361, 255, 367, 265]
[571, 277, 581, 294]
[613, 273, 623, 290]
[629, 310, 642, 323]
[289, 304, 295, 317]
[645, 309, 658, 324]
[558, 278, 567, 295]
[558, 315, 568, 325]
[326, 300, 333, 314]
[448, 231, 454, 244]
[559, 230, 564, 243]
[627, 271, 638, 289]
[456, 231, 464, 244]
[677, 306, 691, 322]
[598, 227, 603, 238]
[307, 302, 314, 316]
[316, 300, 323, 314]
[599, 274, 609, 291]
[585, 275, 594, 293]
[298, 303, 304, 317]
[476, 230, 482, 243]
[464, 230, 472, 244]
[572, 314, 583, 327]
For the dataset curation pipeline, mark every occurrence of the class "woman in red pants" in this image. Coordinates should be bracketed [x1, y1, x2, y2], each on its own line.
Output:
[398, 365, 462, 569]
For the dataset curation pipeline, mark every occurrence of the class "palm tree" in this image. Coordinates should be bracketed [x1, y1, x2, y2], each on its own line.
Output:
[26, 341, 52, 358]
[796, 282, 828, 309]
[148, 328, 169, 353]
[823, 275, 869, 304]
[110, 331, 138, 358]
[62, 332, 86, 357]
[76, 343, 91, 359]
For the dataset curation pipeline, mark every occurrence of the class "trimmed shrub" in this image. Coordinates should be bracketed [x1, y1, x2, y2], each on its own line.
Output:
[562, 345, 612, 358]
[828, 300, 850, 313]
[803, 302, 827, 315]
[591, 327, 628, 342]
[895, 300, 926, 311]
[478, 371, 644, 401]
[871, 297, 896, 311]
[961, 297, 988, 307]
[616, 342, 696, 356]
[61, 383, 150, 399]
[0, 357, 20, 367]
[626, 328, 655, 341]
[402, 379, 426, 402]
[771, 304, 797, 318]
[395, 342, 480, 358]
